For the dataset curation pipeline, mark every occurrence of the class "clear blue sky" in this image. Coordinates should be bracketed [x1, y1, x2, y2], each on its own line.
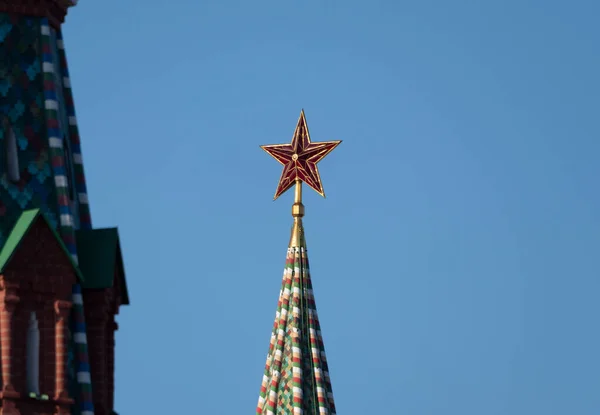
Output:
[63, 1, 599, 413]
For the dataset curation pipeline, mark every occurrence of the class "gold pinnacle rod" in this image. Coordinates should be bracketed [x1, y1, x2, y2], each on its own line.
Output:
[289, 180, 306, 248]
[294, 179, 303, 209]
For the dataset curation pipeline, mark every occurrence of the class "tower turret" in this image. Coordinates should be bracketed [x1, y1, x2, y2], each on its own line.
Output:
[0, 3, 129, 415]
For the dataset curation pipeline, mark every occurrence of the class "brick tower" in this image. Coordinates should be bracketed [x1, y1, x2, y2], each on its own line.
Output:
[257, 111, 340, 414]
[0, 2, 130, 415]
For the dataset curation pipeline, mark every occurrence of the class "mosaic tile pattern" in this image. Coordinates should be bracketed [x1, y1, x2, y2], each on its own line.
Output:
[40, 19, 78, 260]
[257, 247, 336, 415]
[67, 326, 79, 410]
[55, 30, 92, 230]
[0, 13, 59, 247]
[72, 284, 95, 415]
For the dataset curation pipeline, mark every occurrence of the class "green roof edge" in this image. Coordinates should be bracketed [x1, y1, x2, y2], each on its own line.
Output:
[0, 209, 84, 282]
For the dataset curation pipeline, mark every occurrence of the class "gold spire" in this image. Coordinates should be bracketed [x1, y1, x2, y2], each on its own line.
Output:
[289, 179, 306, 248]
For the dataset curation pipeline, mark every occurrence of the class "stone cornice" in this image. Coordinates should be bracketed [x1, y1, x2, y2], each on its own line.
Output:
[0, 0, 76, 28]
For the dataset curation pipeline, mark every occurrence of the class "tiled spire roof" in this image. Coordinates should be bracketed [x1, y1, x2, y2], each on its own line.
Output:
[256, 182, 336, 415]
[256, 245, 336, 415]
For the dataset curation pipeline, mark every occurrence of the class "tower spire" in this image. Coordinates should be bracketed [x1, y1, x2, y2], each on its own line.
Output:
[258, 110, 340, 415]
[0, 8, 129, 415]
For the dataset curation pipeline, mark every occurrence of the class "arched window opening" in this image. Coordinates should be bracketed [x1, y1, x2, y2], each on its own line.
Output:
[26, 311, 40, 396]
[2, 116, 20, 183]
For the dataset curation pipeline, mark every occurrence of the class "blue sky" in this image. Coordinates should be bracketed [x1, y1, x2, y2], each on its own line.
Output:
[63, 1, 599, 413]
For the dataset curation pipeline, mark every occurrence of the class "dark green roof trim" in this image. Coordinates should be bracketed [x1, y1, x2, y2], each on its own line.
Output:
[76, 227, 130, 305]
[0, 209, 84, 282]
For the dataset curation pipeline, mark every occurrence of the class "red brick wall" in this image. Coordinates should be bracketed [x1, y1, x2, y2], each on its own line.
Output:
[82, 288, 114, 415]
[107, 319, 116, 411]
[0, 220, 76, 414]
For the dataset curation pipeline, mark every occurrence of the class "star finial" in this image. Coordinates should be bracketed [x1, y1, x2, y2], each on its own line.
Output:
[261, 110, 341, 200]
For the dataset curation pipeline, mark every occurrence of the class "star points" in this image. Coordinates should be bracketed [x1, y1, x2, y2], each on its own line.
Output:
[261, 111, 341, 200]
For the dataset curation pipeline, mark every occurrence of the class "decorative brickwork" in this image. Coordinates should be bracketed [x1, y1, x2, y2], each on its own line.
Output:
[0, 218, 77, 414]
[40, 18, 78, 259]
[257, 247, 336, 415]
[0, 14, 57, 248]
[71, 284, 95, 415]
[55, 29, 92, 231]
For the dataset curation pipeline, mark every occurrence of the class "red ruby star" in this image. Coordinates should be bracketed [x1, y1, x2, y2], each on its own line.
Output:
[261, 110, 342, 200]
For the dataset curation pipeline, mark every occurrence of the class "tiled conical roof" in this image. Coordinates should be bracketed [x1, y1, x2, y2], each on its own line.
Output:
[256, 184, 336, 415]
